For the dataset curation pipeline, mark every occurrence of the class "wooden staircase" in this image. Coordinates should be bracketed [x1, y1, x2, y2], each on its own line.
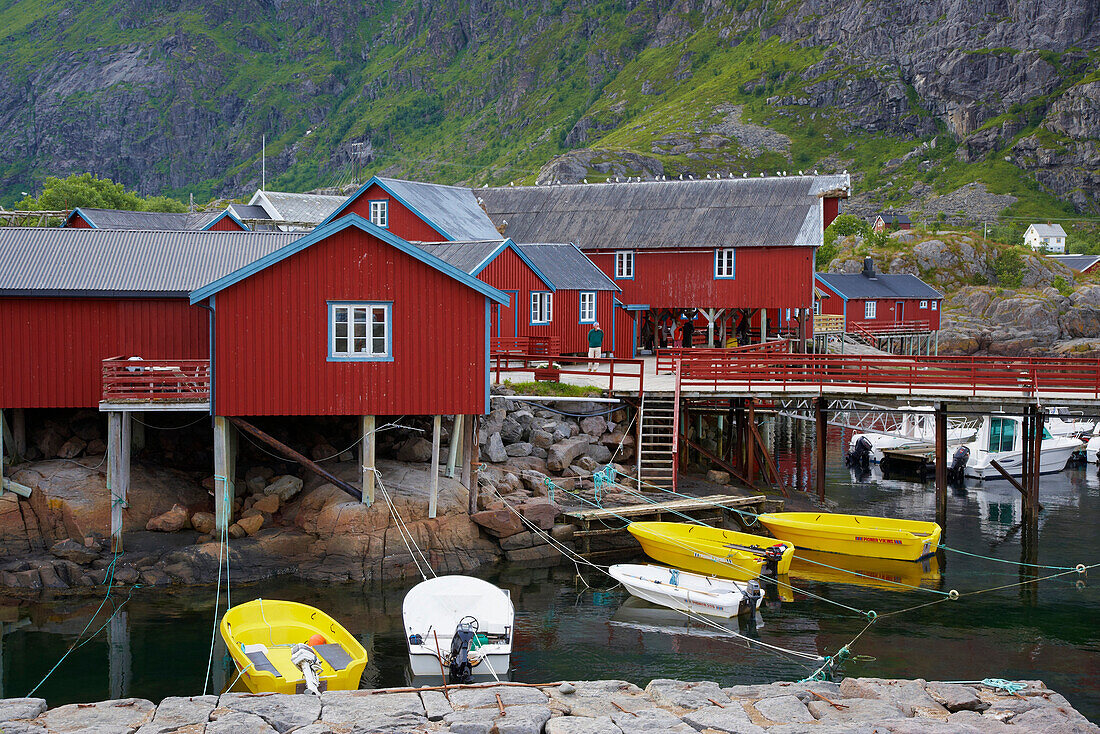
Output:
[637, 394, 677, 489]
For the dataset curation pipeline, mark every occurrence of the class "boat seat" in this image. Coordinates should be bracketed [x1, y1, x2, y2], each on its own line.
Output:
[314, 643, 353, 672]
[244, 649, 282, 678]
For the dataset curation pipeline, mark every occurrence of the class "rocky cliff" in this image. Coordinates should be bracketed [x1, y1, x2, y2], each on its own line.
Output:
[0, 0, 1096, 216]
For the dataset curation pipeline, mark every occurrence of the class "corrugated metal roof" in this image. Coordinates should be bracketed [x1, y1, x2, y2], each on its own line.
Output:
[74, 208, 226, 230]
[0, 228, 301, 294]
[1049, 254, 1100, 271]
[228, 204, 270, 220]
[875, 211, 911, 225]
[516, 243, 618, 291]
[252, 191, 346, 223]
[816, 272, 943, 300]
[479, 174, 850, 250]
[1028, 223, 1067, 237]
[416, 240, 506, 274]
[376, 177, 503, 241]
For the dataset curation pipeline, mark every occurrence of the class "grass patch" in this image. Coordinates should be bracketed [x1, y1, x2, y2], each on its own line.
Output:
[501, 381, 605, 398]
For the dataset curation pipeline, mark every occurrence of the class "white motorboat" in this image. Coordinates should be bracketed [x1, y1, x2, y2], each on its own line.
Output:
[848, 406, 977, 463]
[1047, 407, 1095, 438]
[608, 564, 762, 618]
[1087, 435, 1100, 463]
[957, 414, 1083, 480]
[402, 575, 513, 681]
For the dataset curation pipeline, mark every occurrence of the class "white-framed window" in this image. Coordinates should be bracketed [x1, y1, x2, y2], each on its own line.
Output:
[530, 292, 552, 324]
[579, 291, 596, 323]
[931, 301, 938, 311]
[614, 250, 634, 279]
[329, 302, 391, 360]
[714, 248, 736, 278]
[369, 200, 388, 228]
[920, 300, 928, 309]
[813, 300, 821, 315]
[864, 301, 877, 319]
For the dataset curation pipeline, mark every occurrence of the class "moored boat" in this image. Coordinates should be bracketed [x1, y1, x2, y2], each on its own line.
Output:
[757, 512, 941, 561]
[788, 549, 941, 591]
[403, 575, 514, 682]
[220, 598, 368, 695]
[608, 564, 763, 618]
[957, 414, 1083, 479]
[626, 522, 793, 580]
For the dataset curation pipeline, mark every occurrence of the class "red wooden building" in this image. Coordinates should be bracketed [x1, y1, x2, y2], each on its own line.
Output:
[480, 174, 851, 352]
[815, 259, 943, 333]
[871, 211, 912, 233]
[62, 207, 249, 231]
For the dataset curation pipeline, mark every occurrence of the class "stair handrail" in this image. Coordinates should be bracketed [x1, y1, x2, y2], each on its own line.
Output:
[671, 360, 682, 492]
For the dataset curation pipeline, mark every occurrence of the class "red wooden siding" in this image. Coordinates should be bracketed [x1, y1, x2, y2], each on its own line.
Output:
[211, 228, 488, 416]
[0, 297, 208, 408]
[207, 216, 247, 232]
[65, 214, 93, 229]
[586, 247, 814, 310]
[823, 197, 840, 229]
[611, 303, 636, 359]
[816, 282, 941, 331]
[332, 183, 446, 242]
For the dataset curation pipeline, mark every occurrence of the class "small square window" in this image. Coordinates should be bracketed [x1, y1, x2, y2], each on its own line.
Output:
[531, 292, 552, 324]
[920, 300, 928, 309]
[714, 248, 735, 278]
[330, 302, 391, 360]
[614, 250, 634, 279]
[369, 200, 388, 228]
[579, 292, 596, 323]
[931, 301, 938, 311]
[865, 301, 877, 319]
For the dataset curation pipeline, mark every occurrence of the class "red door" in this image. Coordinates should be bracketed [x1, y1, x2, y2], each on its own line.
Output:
[894, 301, 905, 325]
[494, 290, 519, 339]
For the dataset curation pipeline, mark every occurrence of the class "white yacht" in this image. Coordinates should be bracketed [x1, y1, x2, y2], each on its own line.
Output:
[958, 414, 1082, 480]
[1046, 407, 1094, 438]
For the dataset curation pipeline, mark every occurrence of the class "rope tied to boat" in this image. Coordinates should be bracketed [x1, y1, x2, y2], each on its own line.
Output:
[939, 543, 1081, 571]
[982, 679, 1026, 694]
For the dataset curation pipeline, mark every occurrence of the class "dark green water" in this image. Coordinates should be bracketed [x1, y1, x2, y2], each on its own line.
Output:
[3, 427, 1098, 719]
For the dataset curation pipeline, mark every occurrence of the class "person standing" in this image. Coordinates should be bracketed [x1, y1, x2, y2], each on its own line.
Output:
[587, 322, 604, 371]
[682, 313, 695, 349]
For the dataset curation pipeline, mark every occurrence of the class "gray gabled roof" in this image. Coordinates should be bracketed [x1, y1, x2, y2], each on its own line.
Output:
[69, 207, 234, 230]
[0, 228, 301, 295]
[249, 190, 346, 225]
[1028, 223, 1067, 238]
[479, 174, 850, 250]
[1048, 254, 1100, 271]
[875, 211, 911, 225]
[228, 204, 270, 221]
[516, 243, 618, 291]
[416, 240, 507, 275]
[816, 272, 943, 301]
[375, 177, 503, 241]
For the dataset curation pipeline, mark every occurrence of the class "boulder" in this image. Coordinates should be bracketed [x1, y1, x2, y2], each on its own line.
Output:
[925, 682, 988, 713]
[0, 698, 47, 722]
[585, 443, 612, 463]
[579, 416, 608, 436]
[517, 499, 560, 530]
[397, 437, 434, 462]
[39, 698, 155, 733]
[310, 443, 338, 461]
[500, 419, 525, 443]
[252, 494, 281, 515]
[470, 508, 524, 538]
[506, 442, 533, 457]
[753, 695, 814, 723]
[265, 475, 303, 502]
[237, 514, 264, 536]
[547, 436, 592, 472]
[56, 437, 86, 459]
[49, 539, 99, 565]
[191, 512, 216, 535]
[485, 433, 508, 463]
[706, 469, 730, 485]
[146, 504, 191, 532]
[228, 523, 247, 540]
[219, 692, 321, 733]
[530, 430, 554, 449]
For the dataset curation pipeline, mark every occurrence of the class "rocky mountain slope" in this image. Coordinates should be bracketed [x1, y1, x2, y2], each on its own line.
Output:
[0, 0, 1097, 218]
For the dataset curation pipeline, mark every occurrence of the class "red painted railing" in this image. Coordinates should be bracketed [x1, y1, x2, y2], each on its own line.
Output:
[490, 336, 561, 356]
[851, 319, 932, 336]
[490, 353, 644, 396]
[101, 357, 211, 403]
[676, 353, 1100, 398]
[656, 340, 791, 374]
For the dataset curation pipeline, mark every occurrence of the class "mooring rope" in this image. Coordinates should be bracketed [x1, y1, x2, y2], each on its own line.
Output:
[939, 543, 1081, 571]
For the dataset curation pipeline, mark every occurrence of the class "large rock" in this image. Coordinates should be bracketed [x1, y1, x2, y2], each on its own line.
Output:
[753, 695, 813, 723]
[506, 442, 533, 457]
[485, 433, 508, 463]
[145, 503, 190, 532]
[547, 436, 593, 472]
[252, 494, 281, 515]
[500, 418, 525, 444]
[397, 437, 434, 462]
[265, 475, 303, 501]
[580, 416, 609, 436]
[56, 437, 86, 459]
[517, 499, 560, 530]
[0, 698, 47, 722]
[38, 698, 155, 733]
[207, 711, 278, 734]
[925, 682, 988, 713]
[320, 690, 426, 730]
[49, 539, 99, 565]
[470, 508, 524, 538]
[136, 695, 217, 734]
[236, 514, 264, 536]
[191, 512, 216, 535]
[611, 708, 695, 734]
[544, 716, 623, 734]
[680, 704, 763, 734]
[219, 693, 321, 733]
[645, 679, 729, 711]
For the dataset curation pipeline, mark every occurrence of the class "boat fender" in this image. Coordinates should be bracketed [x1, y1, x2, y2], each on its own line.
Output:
[308, 633, 327, 646]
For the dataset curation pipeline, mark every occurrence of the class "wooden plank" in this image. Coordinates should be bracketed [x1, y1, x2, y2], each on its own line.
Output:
[564, 494, 766, 521]
[572, 515, 725, 537]
[213, 416, 235, 532]
[1, 478, 32, 498]
[428, 415, 441, 519]
[361, 415, 376, 506]
[108, 411, 131, 552]
[446, 415, 463, 478]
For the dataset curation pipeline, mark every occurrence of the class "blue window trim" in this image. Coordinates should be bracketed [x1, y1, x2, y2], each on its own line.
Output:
[367, 199, 389, 229]
[530, 291, 552, 325]
[327, 300, 394, 362]
[714, 248, 736, 279]
[578, 291, 597, 324]
[614, 250, 634, 280]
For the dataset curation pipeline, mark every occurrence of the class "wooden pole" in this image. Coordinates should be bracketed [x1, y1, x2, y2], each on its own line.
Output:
[746, 400, 757, 487]
[934, 402, 947, 532]
[464, 415, 477, 515]
[1029, 407, 1044, 524]
[760, 308, 767, 343]
[446, 415, 463, 478]
[108, 411, 131, 552]
[108, 609, 130, 699]
[429, 415, 442, 519]
[0, 408, 5, 489]
[213, 416, 236, 532]
[12, 409, 25, 459]
[361, 415, 376, 506]
[814, 398, 827, 503]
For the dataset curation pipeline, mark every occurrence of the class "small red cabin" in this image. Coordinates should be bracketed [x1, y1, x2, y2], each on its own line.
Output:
[815, 259, 943, 333]
[61, 207, 249, 231]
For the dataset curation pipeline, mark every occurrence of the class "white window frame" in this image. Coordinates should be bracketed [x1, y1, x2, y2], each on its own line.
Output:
[614, 250, 634, 279]
[813, 300, 821, 315]
[920, 300, 928, 309]
[579, 291, 596, 323]
[714, 248, 736, 279]
[864, 301, 877, 319]
[530, 291, 552, 324]
[369, 200, 389, 228]
[931, 301, 938, 311]
[329, 302, 392, 361]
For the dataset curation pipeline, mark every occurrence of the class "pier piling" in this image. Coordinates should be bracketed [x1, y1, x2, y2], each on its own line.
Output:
[107, 411, 132, 552]
[814, 398, 827, 502]
[361, 415, 376, 506]
[934, 402, 947, 532]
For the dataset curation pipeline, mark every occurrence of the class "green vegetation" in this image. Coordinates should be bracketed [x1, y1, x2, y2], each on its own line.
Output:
[501, 380, 604, 398]
[820, 214, 868, 267]
[15, 173, 186, 212]
[991, 247, 1025, 287]
[1053, 275, 1074, 296]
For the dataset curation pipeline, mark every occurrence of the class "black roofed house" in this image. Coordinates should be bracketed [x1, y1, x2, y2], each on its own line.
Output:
[815, 258, 943, 354]
[871, 211, 911, 233]
[480, 174, 850, 352]
[1048, 254, 1100, 274]
[62, 207, 249, 231]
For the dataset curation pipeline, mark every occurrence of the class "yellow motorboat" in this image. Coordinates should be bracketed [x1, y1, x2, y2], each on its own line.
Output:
[627, 522, 793, 581]
[220, 599, 368, 694]
[757, 512, 941, 562]
[789, 549, 942, 591]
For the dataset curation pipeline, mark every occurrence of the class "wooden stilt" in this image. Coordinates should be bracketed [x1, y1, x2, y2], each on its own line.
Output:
[934, 402, 947, 532]
[12, 409, 25, 459]
[429, 415, 442, 519]
[746, 400, 757, 487]
[108, 609, 130, 699]
[462, 415, 475, 491]
[213, 416, 236, 532]
[0, 408, 5, 493]
[446, 415, 463, 478]
[760, 308, 767, 343]
[131, 412, 145, 451]
[814, 398, 827, 503]
[108, 411, 131, 552]
[361, 415, 376, 506]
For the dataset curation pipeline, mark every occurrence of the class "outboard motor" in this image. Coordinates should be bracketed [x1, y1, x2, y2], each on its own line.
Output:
[447, 617, 478, 684]
[845, 436, 873, 469]
[761, 544, 787, 579]
[948, 445, 970, 483]
[739, 579, 763, 617]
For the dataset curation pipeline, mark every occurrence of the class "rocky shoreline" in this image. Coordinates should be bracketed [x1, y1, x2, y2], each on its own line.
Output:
[0, 677, 1094, 733]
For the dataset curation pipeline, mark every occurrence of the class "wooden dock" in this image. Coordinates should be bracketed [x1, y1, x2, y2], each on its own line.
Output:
[879, 447, 936, 478]
[563, 493, 781, 559]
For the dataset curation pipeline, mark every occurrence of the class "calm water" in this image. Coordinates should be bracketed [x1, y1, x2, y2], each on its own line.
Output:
[3, 426, 1098, 719]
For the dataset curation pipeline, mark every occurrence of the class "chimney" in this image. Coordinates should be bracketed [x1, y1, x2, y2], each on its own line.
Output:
[862, 257, 876, 279]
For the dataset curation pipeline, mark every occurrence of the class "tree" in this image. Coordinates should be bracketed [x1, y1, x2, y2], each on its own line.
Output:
[818, 214, 869, 269]
[15, 173, 186, 212]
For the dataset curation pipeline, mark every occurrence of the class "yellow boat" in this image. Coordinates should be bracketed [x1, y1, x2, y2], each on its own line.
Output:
[220, 599, 368, 694]
[789, 549, 942, 591]
[757, 512, 941, 561]
[627, 522, 794, 580]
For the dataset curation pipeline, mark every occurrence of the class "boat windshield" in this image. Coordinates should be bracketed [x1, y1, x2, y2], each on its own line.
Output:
[988, 417, 1017, 452]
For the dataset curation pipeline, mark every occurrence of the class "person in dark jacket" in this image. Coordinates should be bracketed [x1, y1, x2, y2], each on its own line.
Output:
[681, 313, 694, 349]
[587, 322, 604, 371]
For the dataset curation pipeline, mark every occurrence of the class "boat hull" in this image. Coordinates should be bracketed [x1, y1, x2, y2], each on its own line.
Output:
[408, 648, 511, 677]
[757, 512, 941, 561]
[627, 522, 793, 580]
[609, 564, 762, 618]
[964, 440, 1081, 479]
[788, 549, 941, 591]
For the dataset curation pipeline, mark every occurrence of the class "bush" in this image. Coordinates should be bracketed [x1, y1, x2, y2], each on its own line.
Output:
[1053, 275, 1074, 296]
[992, 248, 1025, 288]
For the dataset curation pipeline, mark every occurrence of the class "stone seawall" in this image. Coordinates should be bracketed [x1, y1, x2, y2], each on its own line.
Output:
[1, 677, 1095, 733]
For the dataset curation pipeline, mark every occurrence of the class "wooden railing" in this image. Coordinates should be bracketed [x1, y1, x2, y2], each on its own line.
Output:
[854, 319, 933, 335]
[813, 313, 845, 333]
[491, 336, 561, 356]
[490, 353, 644, 395]
[656, 340, 791, 374]
[676, 354, 1100, 398]
[101, 357, 211, 403]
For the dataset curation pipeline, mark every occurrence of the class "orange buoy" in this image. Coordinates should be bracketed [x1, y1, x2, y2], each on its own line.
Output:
[308, 633, 327, 646]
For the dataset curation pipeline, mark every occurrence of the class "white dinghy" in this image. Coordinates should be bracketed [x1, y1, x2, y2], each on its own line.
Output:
[609, 564, 763, 618]
[403, 575, 513, 682]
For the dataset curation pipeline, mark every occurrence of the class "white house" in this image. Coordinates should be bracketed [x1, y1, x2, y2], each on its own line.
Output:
[1024, 223, 1067, 253]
